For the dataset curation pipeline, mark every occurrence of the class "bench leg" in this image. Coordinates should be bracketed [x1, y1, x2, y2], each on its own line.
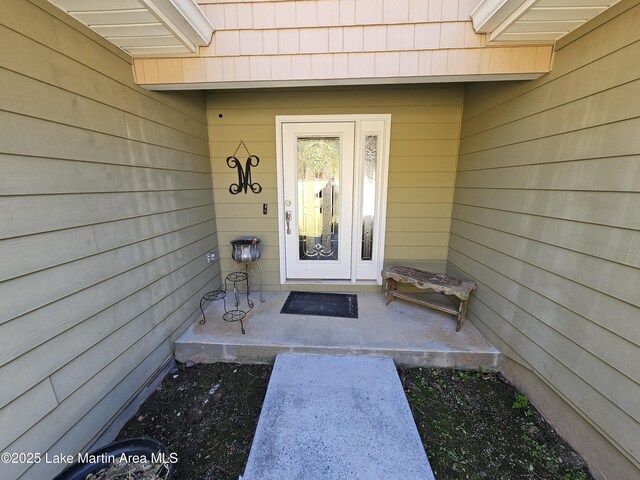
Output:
[384, 279, 397, 306]
[456, 299, 468, 332]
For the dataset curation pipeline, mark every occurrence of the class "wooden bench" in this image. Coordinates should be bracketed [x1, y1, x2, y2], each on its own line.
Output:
[381, 266, 477, 331]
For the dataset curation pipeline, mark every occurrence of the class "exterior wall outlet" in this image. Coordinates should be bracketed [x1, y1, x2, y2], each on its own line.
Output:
[206, 252, 216, 263]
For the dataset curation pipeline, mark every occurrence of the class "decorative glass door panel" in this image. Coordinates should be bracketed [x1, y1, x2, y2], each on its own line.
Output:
[282, 123, 354, 279]
[297, 137, 340, 261]
[361, 135, 377, 261]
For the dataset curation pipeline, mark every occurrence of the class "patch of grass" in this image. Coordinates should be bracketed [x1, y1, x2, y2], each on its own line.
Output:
[561, 472, 589, 480]
[513, 393, 531, 414]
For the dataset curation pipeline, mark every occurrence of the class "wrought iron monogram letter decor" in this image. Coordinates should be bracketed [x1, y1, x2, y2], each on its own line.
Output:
[227, 155, 262, 194]
[227, 140, 262, 195]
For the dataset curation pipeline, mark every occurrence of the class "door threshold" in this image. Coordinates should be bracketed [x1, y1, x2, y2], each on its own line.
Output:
[283, 280, 379, 285]
[281, 282, 383, 293]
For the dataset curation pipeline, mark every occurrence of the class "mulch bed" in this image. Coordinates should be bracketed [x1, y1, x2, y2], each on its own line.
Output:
[117, 362, 592, 480]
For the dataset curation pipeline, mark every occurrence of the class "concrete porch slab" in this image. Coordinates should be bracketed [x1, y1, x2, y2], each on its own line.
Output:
[175, 291, 500, 369]
[240, 354, 436, 480]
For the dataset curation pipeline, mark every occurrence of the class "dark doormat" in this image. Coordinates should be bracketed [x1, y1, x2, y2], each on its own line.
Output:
[280, 291, 358, 318]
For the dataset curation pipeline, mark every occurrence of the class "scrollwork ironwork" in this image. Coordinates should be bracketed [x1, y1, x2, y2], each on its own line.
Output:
[303, 242, 336, 258]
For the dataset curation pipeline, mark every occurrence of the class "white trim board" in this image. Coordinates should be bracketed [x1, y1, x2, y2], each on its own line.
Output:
[141, 73, 546, 90]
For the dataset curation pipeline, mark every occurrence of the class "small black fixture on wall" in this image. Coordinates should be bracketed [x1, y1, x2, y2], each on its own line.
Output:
[227, 140, 262, 195]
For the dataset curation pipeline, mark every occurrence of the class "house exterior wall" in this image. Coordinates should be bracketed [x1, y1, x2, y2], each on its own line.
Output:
[449, 1, 640, 478]
[0, 1, 218, 478]
[207, 86, 463, 289]
[133, 0, 553, 88]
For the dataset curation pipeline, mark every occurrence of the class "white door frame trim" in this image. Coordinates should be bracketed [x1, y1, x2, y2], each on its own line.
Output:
[276, 114, 391, 285]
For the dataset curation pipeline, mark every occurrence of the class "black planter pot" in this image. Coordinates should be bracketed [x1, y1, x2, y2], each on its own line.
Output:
[52, 437, 173, 480]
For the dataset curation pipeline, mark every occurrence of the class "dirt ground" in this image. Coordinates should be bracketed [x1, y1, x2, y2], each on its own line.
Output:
[118, 362, 592, 480]
[400, 368, 592, 480]
[117, 362, 271, 480]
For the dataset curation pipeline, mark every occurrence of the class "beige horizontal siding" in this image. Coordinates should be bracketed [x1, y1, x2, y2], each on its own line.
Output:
[452, 187, 640, 230]
[207, 86, 463, 288]
[0, 1, 217, 479]
[0, 190, 213, 239]
[449, 1, 640, 477]
[0, 19, 206, 133]
[451, 204, 637, 272]
[0, 205, 215, 282]
[455, 157, 640, 191]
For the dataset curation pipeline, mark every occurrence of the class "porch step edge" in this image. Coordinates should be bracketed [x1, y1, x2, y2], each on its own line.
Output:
[175, 339, 501, 370]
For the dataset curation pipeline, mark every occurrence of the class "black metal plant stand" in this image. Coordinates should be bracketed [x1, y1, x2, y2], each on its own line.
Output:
[199, 290, 226, 325]
[199, 273, 253, 335]
[199, 237, 263, 335]
[222, 271, 253, 334]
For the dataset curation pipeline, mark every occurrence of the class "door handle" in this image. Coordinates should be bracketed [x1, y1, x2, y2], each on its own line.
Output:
[285, 210, 292, 235]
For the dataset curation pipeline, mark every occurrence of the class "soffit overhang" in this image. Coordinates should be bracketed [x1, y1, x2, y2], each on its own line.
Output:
[47, 0, 214, 56]
[44, 0, 622, 89]
[471, 0, 622, 44]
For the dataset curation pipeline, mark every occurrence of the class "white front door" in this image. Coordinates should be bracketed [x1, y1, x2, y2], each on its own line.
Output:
[278, 115, 391, 284]
[281, 122, 355, 279]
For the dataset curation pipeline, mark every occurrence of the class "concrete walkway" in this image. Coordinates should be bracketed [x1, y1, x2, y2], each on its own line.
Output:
[241, 354, 436, 480]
